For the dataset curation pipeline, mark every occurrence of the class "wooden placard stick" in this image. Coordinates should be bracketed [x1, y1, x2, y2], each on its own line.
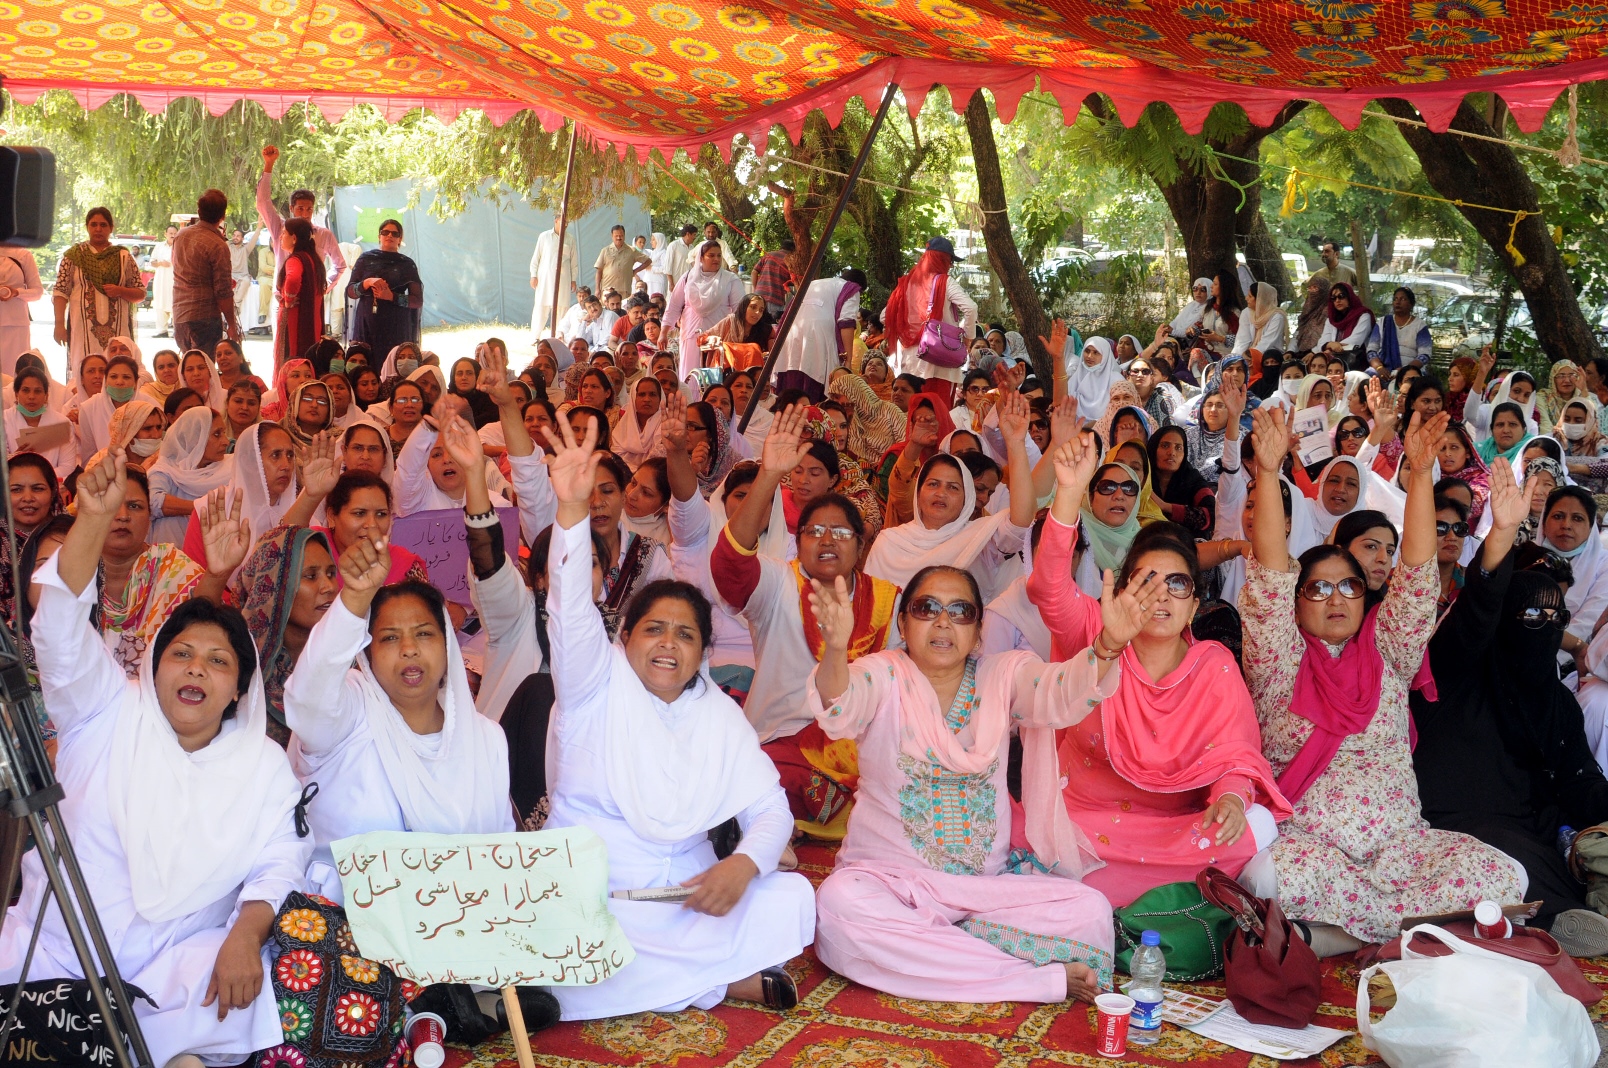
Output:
[502, 986, 536, 1068]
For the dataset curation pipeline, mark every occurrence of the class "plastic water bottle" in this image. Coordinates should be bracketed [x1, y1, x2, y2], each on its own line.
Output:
[1127, 930, 1166, 1046]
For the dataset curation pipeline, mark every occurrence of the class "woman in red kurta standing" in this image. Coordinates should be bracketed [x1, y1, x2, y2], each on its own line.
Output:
[276, 218, 325, 375]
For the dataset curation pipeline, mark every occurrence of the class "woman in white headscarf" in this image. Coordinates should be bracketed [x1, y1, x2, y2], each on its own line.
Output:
[1065, 337, 1123, 427]
[7, 451, 306, 1068]
[1232, 281, 1288, 356]
[647, 232, 672, 298]
[1172, 277, 1213, 336]
[394, 407, 509, 516]
[4, 358, 77, 481]
[146, 405, 235, 545]
[664, 241, 745, 379]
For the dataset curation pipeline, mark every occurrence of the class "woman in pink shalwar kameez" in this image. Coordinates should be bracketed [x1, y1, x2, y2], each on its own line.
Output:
[1025, 424, 1292, 908]
[807, 553, 1173, 1004]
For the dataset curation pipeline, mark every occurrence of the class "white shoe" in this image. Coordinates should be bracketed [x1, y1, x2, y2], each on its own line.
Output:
[1551, 909, 1608, 957]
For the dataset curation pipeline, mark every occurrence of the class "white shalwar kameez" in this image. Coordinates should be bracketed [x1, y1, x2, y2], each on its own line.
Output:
[530, 227, 580, 338]
[544, 518, 815, 1020]
[284, 597, 514, 901]
[7, 557, 309, 1067]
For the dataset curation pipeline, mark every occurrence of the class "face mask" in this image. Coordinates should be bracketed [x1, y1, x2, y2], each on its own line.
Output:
[1281, 379, 1302, 399]
[396, 359, 419, 377]
[329, 358, 347, 375]
[107, 385, 135, 403]
[128, 437, 161, 457]
[15, 403, 45, 419]
[1564, 422, 1588, 441]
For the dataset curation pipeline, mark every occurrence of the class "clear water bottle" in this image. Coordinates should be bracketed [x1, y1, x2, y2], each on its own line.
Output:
[1127, 930, 1166, 1046]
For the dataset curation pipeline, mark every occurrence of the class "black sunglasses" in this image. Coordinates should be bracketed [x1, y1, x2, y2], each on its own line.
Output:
[1517, 605, 1570, 629]
[1436, 520, 1470, 538]
[1155, 572, 1196, 599]
[379, 229, 402, 237]
[1094, 479, 1140, 498]
[906, 596, 980, 625]
[1336, 426, 1369, 441]
[1299, 577, 1367, 601]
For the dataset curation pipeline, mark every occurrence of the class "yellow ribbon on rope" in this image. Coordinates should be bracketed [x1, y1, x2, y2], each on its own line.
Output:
[1280, 168, 1308, 217]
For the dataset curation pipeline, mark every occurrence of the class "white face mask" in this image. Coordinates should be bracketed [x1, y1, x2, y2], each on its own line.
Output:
[1563, 422, 1589, 441]
[396, 358, 419, 377]
[1281, 379, 1302, 399]
[128, 436, 161, 457]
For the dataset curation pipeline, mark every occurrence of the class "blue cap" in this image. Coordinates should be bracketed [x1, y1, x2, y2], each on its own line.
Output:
[1141, 930, 1161, 946]
[926, 236, 955, 257]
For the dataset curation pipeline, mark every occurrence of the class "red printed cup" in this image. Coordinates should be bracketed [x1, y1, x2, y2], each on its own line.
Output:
[1473, 900, 1513, 940]
[407, 1011, 447, 1068]
[1094, 993, 1135, 1058]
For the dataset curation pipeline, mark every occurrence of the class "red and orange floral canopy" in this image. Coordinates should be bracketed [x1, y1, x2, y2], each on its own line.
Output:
[3, 0, 1604, 153]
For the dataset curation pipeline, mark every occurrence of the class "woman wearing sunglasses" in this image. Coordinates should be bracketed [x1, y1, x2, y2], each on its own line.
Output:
[808, 553, 1168, 1005]
[1242, 404, 1522, 956]
[1024, 428, 1289, 908]
[1411, 456, 1608, 956]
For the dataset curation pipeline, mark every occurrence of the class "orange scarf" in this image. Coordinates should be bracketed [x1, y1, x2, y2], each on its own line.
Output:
[793, 563, 898, 663]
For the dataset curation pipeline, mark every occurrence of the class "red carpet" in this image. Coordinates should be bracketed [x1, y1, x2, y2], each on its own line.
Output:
[443, 842, 1608, 1067]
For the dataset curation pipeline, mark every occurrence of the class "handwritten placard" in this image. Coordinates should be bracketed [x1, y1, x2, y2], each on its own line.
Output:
[331, 829, 635, 987]
[388, 507, 519, 605]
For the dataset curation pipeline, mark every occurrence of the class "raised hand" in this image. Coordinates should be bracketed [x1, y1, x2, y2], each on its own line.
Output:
[996, 388, 1030, 443]
[1099, 565, 1169, 650]
[1052, 430, 1098, 496]
[1037, 318, 1069, 361]
[1365, 375, 1389, 419]
[1486, 448, 1527, 531]
[478, 344, 514, 408]
[1048, 396, 1080, 447]
[261, 144, 280, 169]
[1248, 406, 1289, 474]
[1402, 409, 1450, 480]
[76, 446, 128, 520]
[761, 401, 812, 476]
[1478, 344, 1497, 377]
[661, 390, 689, 452]
[337, 533, 390, 615]
[1220, 377, 1247, 423]
[807, 575, 855, 653]
[437, 410, 484, 474]
[540, 411, 603, 508]
[198, 488, 251, 578]
[296, 430, 338, 500]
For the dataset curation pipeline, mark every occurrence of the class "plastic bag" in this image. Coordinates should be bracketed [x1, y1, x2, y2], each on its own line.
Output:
[1356, 924, 1599, 1068]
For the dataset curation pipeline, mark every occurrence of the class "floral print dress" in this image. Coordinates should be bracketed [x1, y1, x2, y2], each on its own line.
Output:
[1239, 555, 1523, 942]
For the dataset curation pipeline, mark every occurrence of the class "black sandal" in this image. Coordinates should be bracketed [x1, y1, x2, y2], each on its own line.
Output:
[495, 987, 562, 1035]
[406, 982, 498, 1045]
[758, 967, 798, 1011]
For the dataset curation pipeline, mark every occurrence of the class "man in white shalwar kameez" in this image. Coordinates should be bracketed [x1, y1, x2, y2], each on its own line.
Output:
[530, 221, 580, 340]
[541, 416, 814, 1020]
[5, 450, 308, 1068]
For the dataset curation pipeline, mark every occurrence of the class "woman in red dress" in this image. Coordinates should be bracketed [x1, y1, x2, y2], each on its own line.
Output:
[275, 217, 325, 375]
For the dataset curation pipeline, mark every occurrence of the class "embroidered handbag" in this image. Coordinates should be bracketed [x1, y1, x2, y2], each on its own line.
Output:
[1112, 880, 1236, 982]
[1196, 865, 1322, 1028]
[915, 274, 968, 369]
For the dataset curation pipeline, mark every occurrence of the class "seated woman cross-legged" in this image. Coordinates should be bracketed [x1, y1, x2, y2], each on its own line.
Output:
[1241, 405, 1525, 956]
[809, 536, 1173, 1004]
[542, 414, 815, 1020]
[3, 447, 309, 1068]
[1025, 427, 1291, 908]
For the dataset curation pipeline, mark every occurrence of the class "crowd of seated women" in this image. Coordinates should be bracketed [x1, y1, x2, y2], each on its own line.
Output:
[5, 276, 1608, 1067]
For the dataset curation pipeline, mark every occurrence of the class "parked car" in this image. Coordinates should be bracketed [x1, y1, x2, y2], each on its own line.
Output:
[1426, 294, 1535, 359]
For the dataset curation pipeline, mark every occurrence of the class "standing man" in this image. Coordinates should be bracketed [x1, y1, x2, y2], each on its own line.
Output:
[1317, 240, 1358, 288]
[254, 231, 275, 335]
[529, 217, 579, 341]
[664, 224, 699, 288]
[703, 221, 738, 271]
[169, 190, 240, 355]
[771, 268, 864, 404]
[751, 239, 795, 319]
[151, 224, 177, 337]
[255, 144, 347, 316]
[228, 225, 259, 330]
[594, 224, 652, 304]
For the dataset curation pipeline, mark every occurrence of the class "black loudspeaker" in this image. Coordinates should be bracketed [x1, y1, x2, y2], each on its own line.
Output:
[0, 146, 55, 248]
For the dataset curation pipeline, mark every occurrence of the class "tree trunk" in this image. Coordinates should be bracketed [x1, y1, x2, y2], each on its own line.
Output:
[1349, 218, 1372, 309]
[1239, 208, 1291, 301]
[1379, 97, 1603, 366]
[963, 89, 1053, 383]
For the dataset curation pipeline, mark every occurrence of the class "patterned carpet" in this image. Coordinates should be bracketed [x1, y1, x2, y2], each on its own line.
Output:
[441, 843, 1608, 1068]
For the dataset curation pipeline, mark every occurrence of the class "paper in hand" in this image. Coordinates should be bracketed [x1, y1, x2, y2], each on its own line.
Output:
[1291, 405, 1333, 467]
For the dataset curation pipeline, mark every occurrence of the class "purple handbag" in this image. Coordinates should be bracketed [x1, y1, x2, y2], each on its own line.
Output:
[916, 274, 968, 368]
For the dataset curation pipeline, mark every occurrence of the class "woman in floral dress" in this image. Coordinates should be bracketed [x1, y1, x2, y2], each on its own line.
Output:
[1239, 404, 1524, 954]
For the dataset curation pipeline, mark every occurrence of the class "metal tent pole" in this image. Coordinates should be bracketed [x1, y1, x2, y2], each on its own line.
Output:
[737, 82, 900, 434]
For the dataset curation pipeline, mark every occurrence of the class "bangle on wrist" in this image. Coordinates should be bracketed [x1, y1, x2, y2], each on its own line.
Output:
[1092, 633, 1125, 661]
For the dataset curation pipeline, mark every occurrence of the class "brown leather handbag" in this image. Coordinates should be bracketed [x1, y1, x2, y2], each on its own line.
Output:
[1359, 922, 1601, 1007]
[1195, 866, 1323, 1028]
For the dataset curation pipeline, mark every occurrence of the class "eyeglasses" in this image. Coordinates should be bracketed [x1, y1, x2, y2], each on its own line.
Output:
[301, 396, 330, 407]
[686, 422, 708, 433]
[800, 523, 856, 541]
[1152, 572, 1196, 599]
[1093, 479, 1140, 498]
[965, 385, 987, 395]
[906, 596, 980, 625]
[1128, 367, 1154, 377]
[1436, 520, 1470, 538]
[379, 229, 401, 238]
[1299, 577, 1367, 601]
[393, 396, 422, 406]
[1517, 605, 1570, 629]
[1336, 426, 1369, 441]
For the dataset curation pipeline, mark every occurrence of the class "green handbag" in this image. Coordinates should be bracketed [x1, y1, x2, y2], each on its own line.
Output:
[1113, 881, 1236, 982]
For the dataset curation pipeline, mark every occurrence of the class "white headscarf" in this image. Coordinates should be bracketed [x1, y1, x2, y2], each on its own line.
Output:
[601, 645, 780, 843]
[394, 423, 509, 514]
[613, 390, 664, 470]
[338, 417, 396, 483]
[91, 397, 162, 467]
[229, 422, 298, 543]
[179, 348, 229, 411]
[6, 349, 69, 411]
[1066, 337, 1123, 422]
[104, 601, 302, 922]
[863, 454, 1018, 589]
[1247, 280, 1280, 330]
[347, 618, 512, 834]
[1171, 277, 1213, 334]
[1309, 455, 1368, 537]
[147, 405, 235, 500]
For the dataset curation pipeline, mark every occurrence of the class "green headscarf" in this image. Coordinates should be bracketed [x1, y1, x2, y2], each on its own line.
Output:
[1078, 463, 1143, 574]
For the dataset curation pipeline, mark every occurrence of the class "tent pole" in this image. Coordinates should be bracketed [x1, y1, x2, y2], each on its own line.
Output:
[550, 123, 579, 335]
[737, 82, 900, 435]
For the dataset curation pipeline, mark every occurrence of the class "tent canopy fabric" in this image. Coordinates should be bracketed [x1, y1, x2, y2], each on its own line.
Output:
[3, 0, 1605, 153]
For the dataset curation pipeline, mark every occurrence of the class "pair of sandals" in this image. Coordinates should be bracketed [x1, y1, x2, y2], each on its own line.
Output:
[407, 984, 562, 1046]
